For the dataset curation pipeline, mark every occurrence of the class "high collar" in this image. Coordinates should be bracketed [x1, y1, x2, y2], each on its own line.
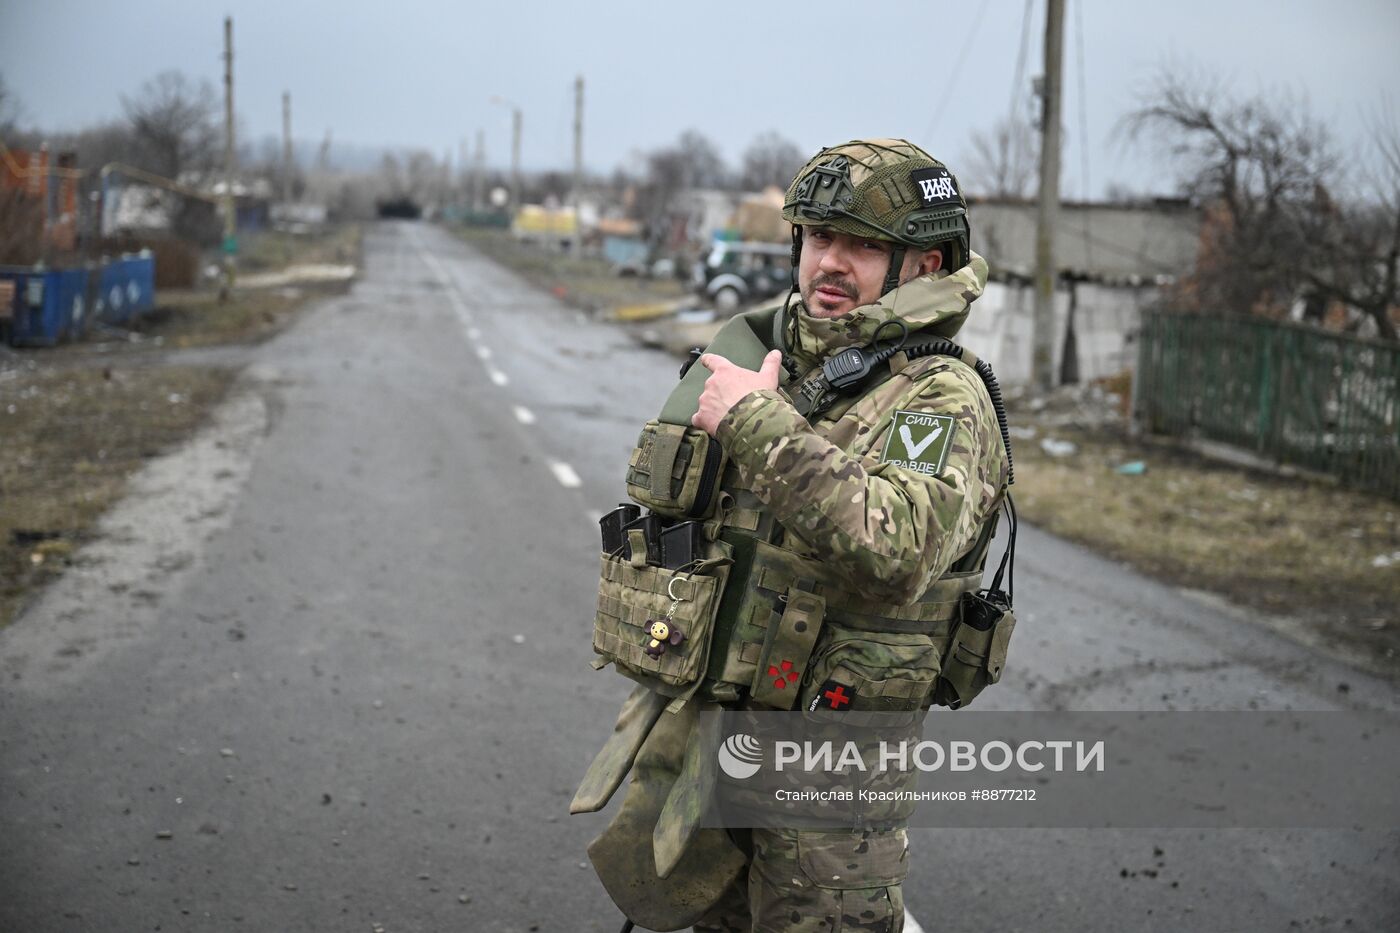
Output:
[784, 251, 990, 371]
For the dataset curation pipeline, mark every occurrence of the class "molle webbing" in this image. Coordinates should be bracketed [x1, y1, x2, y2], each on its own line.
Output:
[751, 561, 983, 634]
[713, 528, 983, 642]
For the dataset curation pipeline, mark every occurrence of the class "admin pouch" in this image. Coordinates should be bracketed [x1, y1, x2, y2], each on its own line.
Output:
[592, 546, 732, 702]
[625, 421, 726, 520]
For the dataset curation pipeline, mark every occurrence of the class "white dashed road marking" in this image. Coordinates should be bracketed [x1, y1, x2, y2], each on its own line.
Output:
[489, 369, 509, 387]
[475, 345, 493, 360]
[549, 461, 582, 489]
[512, 406, 536, 425]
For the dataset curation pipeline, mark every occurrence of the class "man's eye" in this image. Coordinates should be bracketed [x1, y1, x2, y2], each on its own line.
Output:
[863, 241, 886, 252]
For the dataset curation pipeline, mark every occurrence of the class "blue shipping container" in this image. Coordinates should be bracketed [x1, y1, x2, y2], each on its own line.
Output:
[96, 254, 155, 325]
[0, 266, 90, 347]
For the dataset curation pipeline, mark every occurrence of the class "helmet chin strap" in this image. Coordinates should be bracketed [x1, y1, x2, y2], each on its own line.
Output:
[881, 245, 907, 299]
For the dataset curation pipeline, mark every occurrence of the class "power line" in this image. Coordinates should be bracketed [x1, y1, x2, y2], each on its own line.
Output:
[921, 1, 989, 141]
[1073, 0, 1102, 380]
[1008, 0, 1034, 126]
[1075, 0, 1094, 262]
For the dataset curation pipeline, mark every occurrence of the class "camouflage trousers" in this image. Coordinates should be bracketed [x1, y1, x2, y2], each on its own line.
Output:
[692, 825, 909, 933]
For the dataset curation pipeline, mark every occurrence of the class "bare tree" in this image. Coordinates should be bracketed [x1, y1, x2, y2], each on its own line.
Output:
[632, 130, 729, 231]
[0, 71, 21, 138]
[1299, 107, 1400, 340]
[740, 131, 804, 191]
[961, 116, 1038, 199]
[121, 71, 220, 182]
[0, 75, 42, 263]
[671, 130, 728, 190]
[1124, 70, 1338, 322]
[379, 152, 403, 194]
[403, 149, 442, 204]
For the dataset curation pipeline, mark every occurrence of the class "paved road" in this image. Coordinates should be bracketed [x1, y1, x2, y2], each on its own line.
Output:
[2, 222, 1396, 932]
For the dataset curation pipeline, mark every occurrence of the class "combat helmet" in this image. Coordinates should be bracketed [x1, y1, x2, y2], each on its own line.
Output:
[783, 138, 971, 299]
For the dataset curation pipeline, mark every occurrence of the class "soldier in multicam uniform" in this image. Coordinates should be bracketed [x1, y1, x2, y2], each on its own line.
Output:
[573, 139, 1014, 932]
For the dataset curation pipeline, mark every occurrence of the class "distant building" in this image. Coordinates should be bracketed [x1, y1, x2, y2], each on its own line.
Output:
[103, 183, 175, 235]
[971, 197, 1200, 282]
[959, 197, 1203, 386]
[270, 202, 330, 231]
[665, 188, 740, 249]
[2, 146, 80, 256]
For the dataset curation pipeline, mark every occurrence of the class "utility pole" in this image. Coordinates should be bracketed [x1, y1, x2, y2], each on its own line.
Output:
[221, 15, 236, 300]
[510, 106, 522, 209]
[1031, 0, 1065, 393]
[281, 91, 293, 204]
[473, 129, 485, 212]
[571, 74, 582, 250]
[572, 75, 584, 207]
[314, 128, 331, 205]
[459, 137, 469, 204]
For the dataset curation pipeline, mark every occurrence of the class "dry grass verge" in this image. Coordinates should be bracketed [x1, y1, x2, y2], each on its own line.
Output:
[128, 281, 349, 350]
[452, 226, 686, 313]
[1011, 418, 1400, 674]
[0, 224, 362, 628]
[237, 224, 362, 272]
[0, 365, 236, 625]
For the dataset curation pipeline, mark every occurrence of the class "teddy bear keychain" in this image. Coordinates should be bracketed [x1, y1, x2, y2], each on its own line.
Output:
[643, 576, 692, 659]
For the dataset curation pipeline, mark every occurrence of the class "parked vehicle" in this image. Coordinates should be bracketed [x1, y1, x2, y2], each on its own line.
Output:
[691, 240, 791, 312]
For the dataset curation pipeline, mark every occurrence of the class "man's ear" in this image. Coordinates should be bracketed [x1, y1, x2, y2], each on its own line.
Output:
[917, 247, 945, 276]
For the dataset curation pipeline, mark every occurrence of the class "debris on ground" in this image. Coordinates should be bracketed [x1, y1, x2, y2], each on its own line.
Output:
[1039, 438, 1078, 458]
[1372, 551, 1400, 569]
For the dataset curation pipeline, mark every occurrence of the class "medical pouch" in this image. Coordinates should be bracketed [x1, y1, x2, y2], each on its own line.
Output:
[592, 550, 730, 697]
[750, 587, 825, 710]
[801, 623, 942, 713]
[932, 589, 1017, 710]
[626, 420, 727, 520]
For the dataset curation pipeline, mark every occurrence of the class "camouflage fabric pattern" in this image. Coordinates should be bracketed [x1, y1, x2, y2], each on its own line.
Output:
[785, 254, 989, 371]
[694, 827, 910, 932]
[716, 252, 1009, 605]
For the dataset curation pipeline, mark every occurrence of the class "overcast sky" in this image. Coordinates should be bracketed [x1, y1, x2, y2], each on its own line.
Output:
[3, 0, 1399, 197]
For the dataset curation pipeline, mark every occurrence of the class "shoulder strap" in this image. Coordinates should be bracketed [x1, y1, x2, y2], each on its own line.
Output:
[657, 306, 781, 425]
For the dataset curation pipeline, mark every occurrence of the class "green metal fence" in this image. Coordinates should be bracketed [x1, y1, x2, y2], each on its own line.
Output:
[1135, 310, 1400, 499]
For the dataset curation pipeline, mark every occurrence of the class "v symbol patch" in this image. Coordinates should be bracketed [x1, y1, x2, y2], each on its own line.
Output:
[900, 423, 942, 460]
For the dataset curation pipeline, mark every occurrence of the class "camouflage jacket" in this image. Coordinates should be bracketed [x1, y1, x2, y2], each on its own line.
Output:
[715, 252, 1009, 604]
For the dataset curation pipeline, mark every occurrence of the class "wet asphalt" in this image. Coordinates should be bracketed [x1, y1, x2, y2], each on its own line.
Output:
[1, 221, 1396, 932]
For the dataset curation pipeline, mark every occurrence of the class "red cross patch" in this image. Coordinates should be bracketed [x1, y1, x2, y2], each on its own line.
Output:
[808, 679, 854, 711]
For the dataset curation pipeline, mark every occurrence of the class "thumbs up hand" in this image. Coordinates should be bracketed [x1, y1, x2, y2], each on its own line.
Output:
[691, 349, 784, 437]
